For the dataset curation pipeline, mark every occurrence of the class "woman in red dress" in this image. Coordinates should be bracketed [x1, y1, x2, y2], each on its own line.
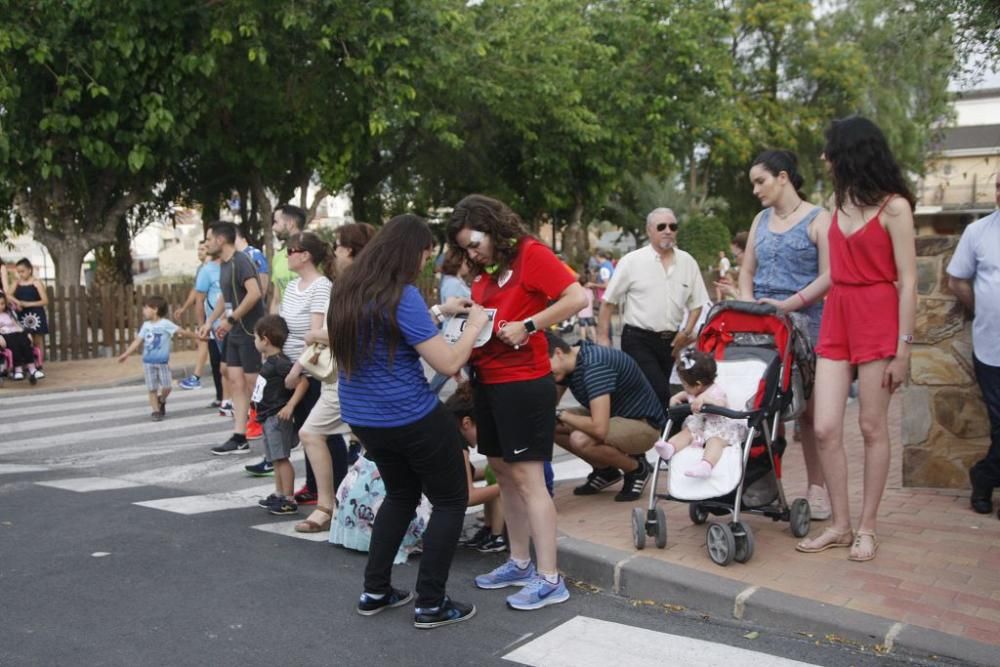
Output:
[792, 117, 917, 562]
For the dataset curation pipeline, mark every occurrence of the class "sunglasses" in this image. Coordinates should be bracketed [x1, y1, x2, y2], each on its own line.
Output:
[287, 248, 307, 255]
[656, 222, 679, 232]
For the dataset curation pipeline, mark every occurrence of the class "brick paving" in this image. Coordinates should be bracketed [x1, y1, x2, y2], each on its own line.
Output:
[555, 395, 1000, 645]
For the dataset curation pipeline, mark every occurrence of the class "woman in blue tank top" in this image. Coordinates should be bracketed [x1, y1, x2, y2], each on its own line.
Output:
[738, 150, 833, 523]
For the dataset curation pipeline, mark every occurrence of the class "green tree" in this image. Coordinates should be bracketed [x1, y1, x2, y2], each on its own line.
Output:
[0, 0, 216, 287]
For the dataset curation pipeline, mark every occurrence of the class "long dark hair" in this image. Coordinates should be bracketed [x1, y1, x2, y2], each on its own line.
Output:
[328, 215, 434, 377]
[287, 232, 334, 279]
[446, 194, 530, 278]
[752, 150, 806, 200]
[823, 116, 916, 211]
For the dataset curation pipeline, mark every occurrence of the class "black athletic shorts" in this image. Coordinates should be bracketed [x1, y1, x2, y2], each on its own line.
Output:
[474, 375, 557, 463]
[223, 334, 262, 373]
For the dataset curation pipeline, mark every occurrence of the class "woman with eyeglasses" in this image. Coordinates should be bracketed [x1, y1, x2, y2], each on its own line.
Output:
[287, 223, 376, 533]
[731, 150, 834, 522]
[447, 194, 587, 611]
[330, 214, 487, 628]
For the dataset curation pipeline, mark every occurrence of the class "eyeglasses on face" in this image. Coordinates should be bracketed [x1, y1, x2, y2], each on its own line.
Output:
[656, 222, 679, 232]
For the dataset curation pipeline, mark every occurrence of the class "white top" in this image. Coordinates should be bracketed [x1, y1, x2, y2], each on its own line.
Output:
[279, 276, 333, 360]
[718, 256, 731, 277]
[603, 245, 710, 332]
[947, 210, 1000, 366]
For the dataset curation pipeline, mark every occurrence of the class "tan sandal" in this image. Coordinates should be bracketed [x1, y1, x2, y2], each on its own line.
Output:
[294, 505, 332, 533]
[795, 527, 853, 553]
[848, 530, 879, 562]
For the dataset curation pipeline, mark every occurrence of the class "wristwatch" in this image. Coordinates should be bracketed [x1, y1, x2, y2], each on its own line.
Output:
[523, 318, 538, 334]
[431, 304, 445, 323]
[226, 315, 237, 326]
[900, 334, 914, 344]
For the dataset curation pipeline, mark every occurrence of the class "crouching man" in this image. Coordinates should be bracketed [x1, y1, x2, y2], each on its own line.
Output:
[548, 333, 666, 502]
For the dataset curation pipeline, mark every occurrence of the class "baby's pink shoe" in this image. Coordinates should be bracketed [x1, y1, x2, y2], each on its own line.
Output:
[684, 460, 714, 479]
[653, 439, 675, 461]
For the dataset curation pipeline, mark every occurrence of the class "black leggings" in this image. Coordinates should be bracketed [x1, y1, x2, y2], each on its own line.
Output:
[353, 403, 469, 607]
[293, 378, 349, 493]
[208, 338, 223, 402]
[2, 331, 35, 367]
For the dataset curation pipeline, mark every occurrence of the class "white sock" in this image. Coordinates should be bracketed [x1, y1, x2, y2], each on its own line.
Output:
[364, 592, 385, 600]
[512, 557, 531, 570]
[540, 572, 560, 585]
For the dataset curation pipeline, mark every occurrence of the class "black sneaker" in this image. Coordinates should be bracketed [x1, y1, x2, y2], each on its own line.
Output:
[615, 456, 651, 502]
[573, 467, 622, 496]
[269, 498, 298, 516]
[158, 397, 166, 416]
[257, 493, 281, 510]
[211, 437, 250, 456]
[245, 459, 275, 476]
[460, 526, 491, 548]
[413, 596, 476, 629]
[150, 411, 164, 422]
[970, 468, 994, 514]
[357, 588, 414, 616]
[476, 534, 508, 553]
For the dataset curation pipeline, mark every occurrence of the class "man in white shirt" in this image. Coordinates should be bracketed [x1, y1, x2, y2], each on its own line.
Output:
[948, 172, 1000, 518]
[597, 208, 710, 406]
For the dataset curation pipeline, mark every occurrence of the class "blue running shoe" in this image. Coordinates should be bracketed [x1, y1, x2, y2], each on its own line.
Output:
[179, 375, 202, 390]
[474, 559, 536, 590]
[506, 576, 570, 611]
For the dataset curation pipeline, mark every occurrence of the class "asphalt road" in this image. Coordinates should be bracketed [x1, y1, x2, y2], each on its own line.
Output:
[0, 385, 965, 667]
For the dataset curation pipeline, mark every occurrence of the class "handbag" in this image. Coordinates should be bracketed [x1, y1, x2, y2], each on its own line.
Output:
[299, 342, 338, 383]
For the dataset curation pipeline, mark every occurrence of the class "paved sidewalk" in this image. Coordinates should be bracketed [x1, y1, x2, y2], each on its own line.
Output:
[0, 350, 201, 396]
[555, 395, 1000, 651]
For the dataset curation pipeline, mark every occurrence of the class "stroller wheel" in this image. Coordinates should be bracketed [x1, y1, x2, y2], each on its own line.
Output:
[689, 502, 708, 525]
[732, 521, 755, 563]
[631, 507, 647, 550]
[654, 506, 668, 549]
[706, 523, 736, 566]
[790, 498, 811, 538]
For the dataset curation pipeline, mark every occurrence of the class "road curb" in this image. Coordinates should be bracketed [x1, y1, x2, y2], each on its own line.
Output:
[556, 535, 997, 666]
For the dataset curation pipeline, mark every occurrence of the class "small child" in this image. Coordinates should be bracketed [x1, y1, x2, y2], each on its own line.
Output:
[653, 347, 746, 479]
[252, 315, 308, 516]
[12, 258, 49, 350]
[117, 296, 196, 421]
[0, 291, 43, 384]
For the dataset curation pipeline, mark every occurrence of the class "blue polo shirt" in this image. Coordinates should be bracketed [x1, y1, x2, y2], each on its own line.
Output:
[339, 285, 439, 428]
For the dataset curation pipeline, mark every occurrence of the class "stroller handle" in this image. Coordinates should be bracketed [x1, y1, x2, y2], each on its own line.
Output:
[700, 404, 754, 420]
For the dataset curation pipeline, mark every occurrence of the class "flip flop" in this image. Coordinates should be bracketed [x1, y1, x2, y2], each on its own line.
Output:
[294, 505, 333, 533]
[848, 530, 879, 562]
[795, 527, 853, 553]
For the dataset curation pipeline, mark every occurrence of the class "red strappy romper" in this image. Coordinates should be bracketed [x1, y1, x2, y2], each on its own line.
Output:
[815, 197, 899, 365]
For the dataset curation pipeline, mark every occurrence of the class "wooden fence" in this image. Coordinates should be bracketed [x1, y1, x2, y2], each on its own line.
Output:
[42, 283, 199, 362]
[41, 275, 440, 363]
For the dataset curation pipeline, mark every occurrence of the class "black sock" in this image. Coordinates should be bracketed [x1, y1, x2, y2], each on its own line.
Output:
[232, 433, 247, 444]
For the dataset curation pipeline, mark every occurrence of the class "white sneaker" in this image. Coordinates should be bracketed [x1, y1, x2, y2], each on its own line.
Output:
[32, 369, 45, 379]
[808, 484, 832, 521]
[12, 370, 24, 381]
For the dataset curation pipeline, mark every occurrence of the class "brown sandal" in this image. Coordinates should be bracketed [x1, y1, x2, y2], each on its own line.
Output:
[795, 527, 853, 553]
[294, 505, 332, 534]
[848, 530, 879, 562]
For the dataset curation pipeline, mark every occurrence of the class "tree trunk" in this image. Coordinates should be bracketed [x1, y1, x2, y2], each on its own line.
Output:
[49, 242, 89, 290]
[250, 172, 275, 261]
[560, 194, 589, 270]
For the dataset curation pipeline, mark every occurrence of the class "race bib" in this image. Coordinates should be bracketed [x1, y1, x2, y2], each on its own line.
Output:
[441, 309, 497, 348]
[250, 374, 266, 404]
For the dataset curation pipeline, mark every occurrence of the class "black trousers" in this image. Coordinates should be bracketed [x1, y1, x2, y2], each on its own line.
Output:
[620, 325, 676, 408]
[352, 403, 469, 607]
[292, 378, 349, 493]
[208, 338, 223, 402]
[2, 331, 35, 367]
[971, 355, 1000, 488]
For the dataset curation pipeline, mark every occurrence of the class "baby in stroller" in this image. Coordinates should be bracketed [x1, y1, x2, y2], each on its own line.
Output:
[653, 347, 747, 479]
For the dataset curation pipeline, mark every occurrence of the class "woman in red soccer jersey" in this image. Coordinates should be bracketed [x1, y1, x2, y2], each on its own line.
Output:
[791, 117, 917, 562]
[448, 195, 587, 610]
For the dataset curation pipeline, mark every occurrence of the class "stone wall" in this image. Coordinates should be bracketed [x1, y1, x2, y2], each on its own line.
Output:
[902, 235, 990, 488]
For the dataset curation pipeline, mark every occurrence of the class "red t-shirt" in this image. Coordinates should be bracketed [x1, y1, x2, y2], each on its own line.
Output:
[471, 238, 575, 384]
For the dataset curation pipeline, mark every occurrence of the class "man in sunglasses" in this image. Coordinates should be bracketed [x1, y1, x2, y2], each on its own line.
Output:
[596, 208, 709, 408]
